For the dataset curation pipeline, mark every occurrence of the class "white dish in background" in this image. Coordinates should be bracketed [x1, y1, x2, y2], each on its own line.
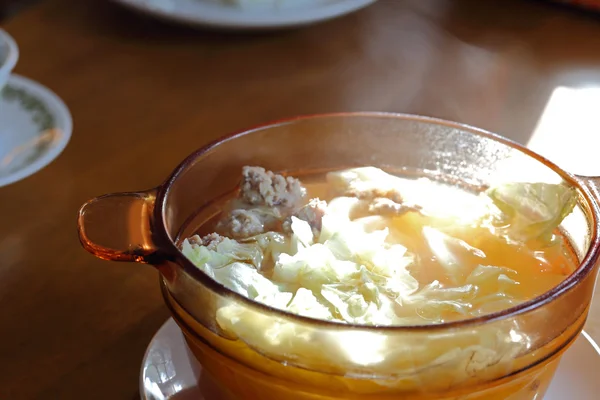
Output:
[140, 318, 600, 400]
[0, 74, 72, 187]
[0, 29, 19, 91]
[112, 0, 377, 30]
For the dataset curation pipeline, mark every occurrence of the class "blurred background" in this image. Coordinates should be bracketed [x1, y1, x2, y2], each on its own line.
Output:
[2, 0, 600, 399]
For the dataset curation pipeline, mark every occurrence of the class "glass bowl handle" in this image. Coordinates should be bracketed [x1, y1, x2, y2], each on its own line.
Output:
[77, 189, 164, 264]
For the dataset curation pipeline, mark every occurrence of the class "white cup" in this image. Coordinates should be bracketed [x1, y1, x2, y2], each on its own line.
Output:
[0, 29, 18, 92]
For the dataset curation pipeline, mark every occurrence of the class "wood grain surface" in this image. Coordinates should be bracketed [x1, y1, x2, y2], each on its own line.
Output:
[1, 0, 600, 398]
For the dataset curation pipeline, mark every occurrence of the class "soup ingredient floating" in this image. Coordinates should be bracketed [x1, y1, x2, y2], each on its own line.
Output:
[181, 166, 578, 326]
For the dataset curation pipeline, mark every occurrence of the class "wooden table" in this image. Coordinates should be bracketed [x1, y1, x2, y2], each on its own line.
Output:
[2, 0, 600, 398]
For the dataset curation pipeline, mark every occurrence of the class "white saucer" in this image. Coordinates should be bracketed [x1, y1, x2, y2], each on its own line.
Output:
[141, 318, 600, 400]
[0, 74, 72, 187]
[112, 0, 377, 30]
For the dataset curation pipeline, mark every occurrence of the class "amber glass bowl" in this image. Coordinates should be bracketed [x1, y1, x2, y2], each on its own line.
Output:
[78, 113, 600, 400]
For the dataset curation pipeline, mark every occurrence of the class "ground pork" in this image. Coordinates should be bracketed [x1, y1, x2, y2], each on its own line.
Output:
[283, 198, 327, 236]
[240, 166, 306, 207]
[347, 187, 404, 204]
[368, 197, 422, 216]
[217, 209, 267, 239]
[187, 232, 226, 250]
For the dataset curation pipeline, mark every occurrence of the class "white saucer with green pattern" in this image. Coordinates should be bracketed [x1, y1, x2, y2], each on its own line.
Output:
[0, 74, 72, 187]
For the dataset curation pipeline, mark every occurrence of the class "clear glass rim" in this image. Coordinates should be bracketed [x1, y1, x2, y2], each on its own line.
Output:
[153, 112, 600, 332]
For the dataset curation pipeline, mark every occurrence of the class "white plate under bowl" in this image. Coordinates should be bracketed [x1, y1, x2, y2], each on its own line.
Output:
[0, 74, 72, 187]
[112, 0, 377, 30]
[140, 318, 600, 400]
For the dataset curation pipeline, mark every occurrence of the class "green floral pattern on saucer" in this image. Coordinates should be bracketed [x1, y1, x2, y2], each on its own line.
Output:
[2, 84, 55, 131]
[0, 74, 72, 187]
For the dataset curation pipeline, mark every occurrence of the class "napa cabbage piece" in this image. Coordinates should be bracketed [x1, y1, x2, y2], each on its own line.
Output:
[273, 243, 358, 291]
[181, 231, 337, 321]
[181, 235, 265, 269]
[392, 265, 521, 324]
[422, 227, 487, 285]
[326, 166, 405, 198]
[272, 211, 417, 324]
[181, 237, 292, 306]
[183, 199, 417, 325]
[486, 182, 577, 242]
[326, 167, 493, 223]
[287, 288, 333, 320]
[321, 279, 400, 326]
[397, 280, 478, 323]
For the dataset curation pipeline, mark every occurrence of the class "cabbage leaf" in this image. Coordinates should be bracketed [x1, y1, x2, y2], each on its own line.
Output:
[486, 182, 577, 242]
